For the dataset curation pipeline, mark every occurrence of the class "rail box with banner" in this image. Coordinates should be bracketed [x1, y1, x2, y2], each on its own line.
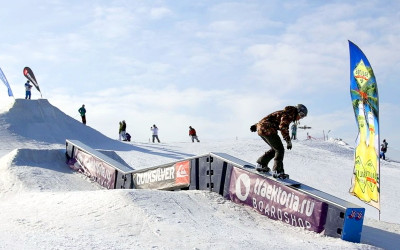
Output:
[65, 139, 135, 189]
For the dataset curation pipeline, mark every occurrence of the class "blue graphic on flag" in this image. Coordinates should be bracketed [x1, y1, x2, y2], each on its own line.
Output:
[0, 67, 14, 97]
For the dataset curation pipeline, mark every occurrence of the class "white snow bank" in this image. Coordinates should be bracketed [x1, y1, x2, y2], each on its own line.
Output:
[0, 148, 100, 195]
[0, 97, 14, 114]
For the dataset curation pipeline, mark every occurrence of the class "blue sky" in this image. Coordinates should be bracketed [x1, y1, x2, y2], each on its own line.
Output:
[0, 0, 399, 151]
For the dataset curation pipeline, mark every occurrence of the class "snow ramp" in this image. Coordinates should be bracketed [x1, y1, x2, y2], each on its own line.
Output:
[0, 98, 133, 150]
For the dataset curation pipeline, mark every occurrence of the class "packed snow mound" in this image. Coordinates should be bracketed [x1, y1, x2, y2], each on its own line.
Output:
[0, 99, 134, 150]
[0, 148, 100, 194]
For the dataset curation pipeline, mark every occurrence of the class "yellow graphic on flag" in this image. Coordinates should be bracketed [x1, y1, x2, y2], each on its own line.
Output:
[351, 103, 370, 202]
[365, 112, 379, 202]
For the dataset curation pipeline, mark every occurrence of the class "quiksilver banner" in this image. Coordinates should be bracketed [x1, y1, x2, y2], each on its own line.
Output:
[133, 160, 190, 190]
[348, 40, 380, 210]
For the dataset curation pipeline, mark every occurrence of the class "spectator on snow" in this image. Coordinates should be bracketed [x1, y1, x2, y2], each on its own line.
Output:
[78, 104, 86, 125]
[380, 139, 388, 160]
[25, 80, 32, 99]
[119, 121, 123, 140]
[151, 124, 160, 143]
[189, 126, 200, 143]
[250, 104, 308, 179]
[121, 120, 127, 141]
[291, 123, 297, 140]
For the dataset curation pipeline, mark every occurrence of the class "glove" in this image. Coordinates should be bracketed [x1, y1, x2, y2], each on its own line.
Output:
[250, 124, 257, 132]
[286, 141, 292, 150]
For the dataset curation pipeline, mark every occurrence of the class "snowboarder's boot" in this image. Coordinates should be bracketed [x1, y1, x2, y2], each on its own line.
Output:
[256, 164, 271, 173]
[273, 171, 289, 179]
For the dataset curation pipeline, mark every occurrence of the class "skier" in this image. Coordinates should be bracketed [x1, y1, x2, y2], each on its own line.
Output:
[78, 104, 86, 125]
[151, 124, 160, 143]
[24, 80, 32, 99]
[250, 104, 308, 179]
[380, 139, 388, 160]
[189, 126, 200, 142]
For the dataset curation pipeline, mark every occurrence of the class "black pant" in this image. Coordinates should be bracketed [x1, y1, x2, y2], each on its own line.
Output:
[152, 135, 160, 143]
[257, 134, 285, 173]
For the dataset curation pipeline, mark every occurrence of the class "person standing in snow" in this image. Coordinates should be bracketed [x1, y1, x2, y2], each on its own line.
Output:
[24, 80, 32, 99]
[78, 104, 86, 125]
[121, 120, 127, 141]
[151, 124, 160, 143]
[119, 121, 123, 140]
[291, 123, 297, 140]
[189, 126, 200, 142]
[380, 139, 388, 160]
[250, 104, 308, 178]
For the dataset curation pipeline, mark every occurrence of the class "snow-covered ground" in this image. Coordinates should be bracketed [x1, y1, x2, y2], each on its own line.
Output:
[1, 98, 399, 249]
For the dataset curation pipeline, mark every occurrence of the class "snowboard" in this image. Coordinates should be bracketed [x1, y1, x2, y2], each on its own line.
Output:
[255, 168, 301, 187]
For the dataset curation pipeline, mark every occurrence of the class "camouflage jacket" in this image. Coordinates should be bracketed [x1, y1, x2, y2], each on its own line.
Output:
[256, 106, 298, 142]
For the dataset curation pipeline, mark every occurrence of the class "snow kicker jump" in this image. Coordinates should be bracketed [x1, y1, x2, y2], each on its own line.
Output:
[65, 140, 365, 243]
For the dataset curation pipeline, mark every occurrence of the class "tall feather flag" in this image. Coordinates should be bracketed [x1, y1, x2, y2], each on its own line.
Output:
[0, 67, 14, 97]
[348, 40, 380, 211]
[23, 67, 42, 98]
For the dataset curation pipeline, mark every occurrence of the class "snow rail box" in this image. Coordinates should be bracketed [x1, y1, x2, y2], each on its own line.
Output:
[145, 152, 364, 243]
[65, 139, 135, 189]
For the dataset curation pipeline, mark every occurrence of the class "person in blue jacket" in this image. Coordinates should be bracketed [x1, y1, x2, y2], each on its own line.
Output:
[25, 80, 32, 99]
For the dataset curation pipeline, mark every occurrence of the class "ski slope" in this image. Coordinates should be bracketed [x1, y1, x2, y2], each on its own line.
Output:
[0, 98, 399, 249]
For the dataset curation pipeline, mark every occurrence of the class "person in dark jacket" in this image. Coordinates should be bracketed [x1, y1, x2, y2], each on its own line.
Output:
[121, 120, 127, 141]
[189, 126, 200, 142]
[380, 139, 388, 160]
[250, 104, 308, 178]
[291, 123, 297, 140]
[78, 104, 86, 124]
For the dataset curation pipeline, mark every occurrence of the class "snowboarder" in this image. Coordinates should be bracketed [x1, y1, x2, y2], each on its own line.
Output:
[78, 104, 86, 125]
[380, 139, 388, 160]
[24, 80, 32, 99]
[125, 132, 131, 142]
[291, 123, 297, 140]
[189, 126, 200, 142]
[250, 104, 308, 179]
[151, 124, 160, 143]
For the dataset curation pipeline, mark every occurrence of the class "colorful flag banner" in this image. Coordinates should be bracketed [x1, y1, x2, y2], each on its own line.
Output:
[348, 40, 380, 210]
[0, 67, 14, 97]
[23, 67, 42, 97]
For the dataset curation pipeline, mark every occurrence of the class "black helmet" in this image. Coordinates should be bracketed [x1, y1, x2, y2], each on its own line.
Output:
[297, 104, 308, 118]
